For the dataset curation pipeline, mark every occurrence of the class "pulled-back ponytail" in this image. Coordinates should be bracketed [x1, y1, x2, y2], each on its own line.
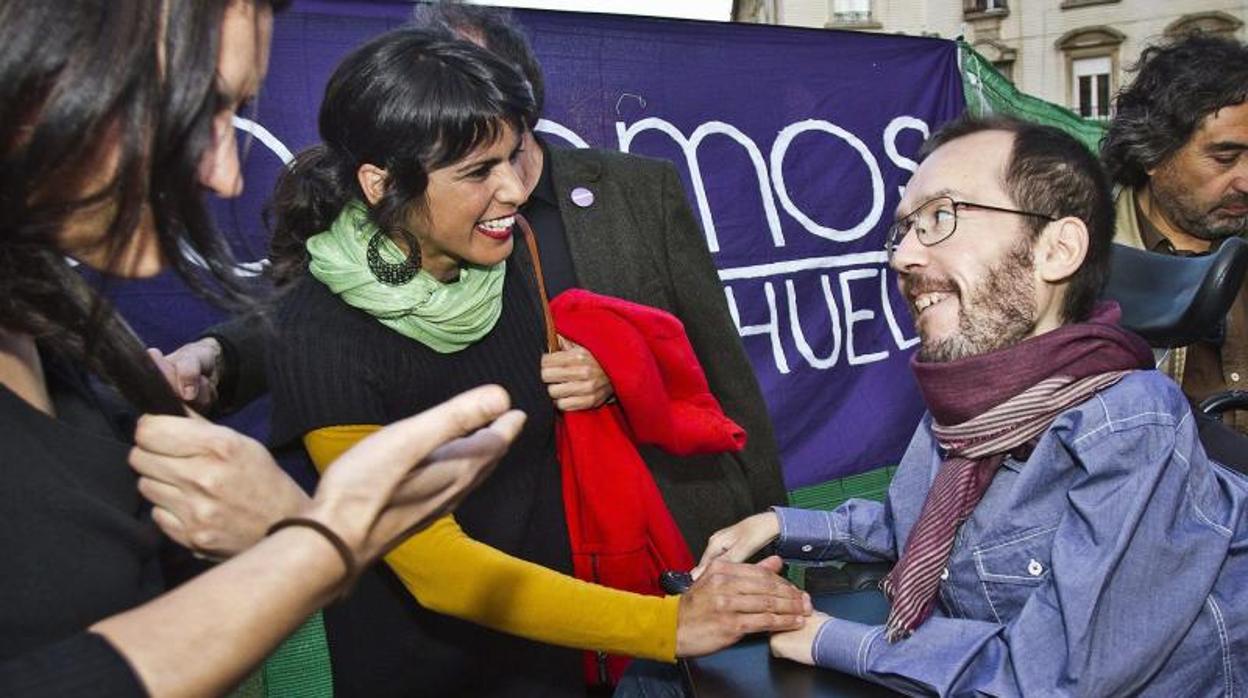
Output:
[268, 144, 353, 286]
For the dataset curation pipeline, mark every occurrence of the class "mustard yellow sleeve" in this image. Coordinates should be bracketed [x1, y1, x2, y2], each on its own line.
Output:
[304, 426, 680, 662]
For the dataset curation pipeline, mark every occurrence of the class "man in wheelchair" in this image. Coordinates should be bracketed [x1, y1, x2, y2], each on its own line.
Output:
[698, 116, 1248, 696]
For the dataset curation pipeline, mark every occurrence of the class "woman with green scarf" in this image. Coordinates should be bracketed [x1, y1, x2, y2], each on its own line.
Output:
[260, 28, 808, 698]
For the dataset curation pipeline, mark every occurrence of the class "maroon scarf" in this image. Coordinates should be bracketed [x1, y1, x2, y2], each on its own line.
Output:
[880, 303, 1153, 640]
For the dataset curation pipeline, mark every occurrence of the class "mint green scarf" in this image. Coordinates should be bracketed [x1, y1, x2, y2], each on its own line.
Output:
[306, 201, 505, 353]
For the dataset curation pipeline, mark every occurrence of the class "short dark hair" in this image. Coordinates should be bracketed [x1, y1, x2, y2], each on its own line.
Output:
[411, 2, 545, 123]
[922, 116, 1115, 323]
[1101, 34, 1248, 188]
[268, 28, 537, 286]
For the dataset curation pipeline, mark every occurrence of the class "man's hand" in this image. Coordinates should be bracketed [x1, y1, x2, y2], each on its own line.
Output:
[693, 512, 781, 579]
[674, 555, 812, 657]
[769, 611, 831, 666]
[129, 414, 308, 559]
[540, 335, 614, 411]
[148, 337, 224, 412]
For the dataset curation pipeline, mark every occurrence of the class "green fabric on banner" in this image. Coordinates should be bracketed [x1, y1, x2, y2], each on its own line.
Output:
[958, 41, 1107, 153]
[788, 466, 896, 511]
[227, 612, 333, 698]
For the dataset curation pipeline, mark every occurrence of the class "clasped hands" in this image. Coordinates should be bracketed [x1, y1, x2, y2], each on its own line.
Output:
[695, 512, 834, 665]
[128, 408, 819, 661]
[539, 338, 823, 655]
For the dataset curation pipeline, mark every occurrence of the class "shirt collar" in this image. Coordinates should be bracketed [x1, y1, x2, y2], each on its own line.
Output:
[1134, 188, 1217, 257]
[1133, 192, 1173, 253]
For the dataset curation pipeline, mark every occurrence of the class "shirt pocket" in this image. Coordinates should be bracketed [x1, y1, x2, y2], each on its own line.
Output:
[971, 524, 1059, 623]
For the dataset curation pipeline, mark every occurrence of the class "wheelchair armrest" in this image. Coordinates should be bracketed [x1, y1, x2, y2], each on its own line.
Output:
[1102, 238, 1248, 348]
[802, 562, 892, 594]
[1200, 390, 1248, 417]
[1193, 409, 1248, 476]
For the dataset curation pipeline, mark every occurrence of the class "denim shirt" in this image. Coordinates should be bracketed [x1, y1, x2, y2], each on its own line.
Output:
[775, 371, 1248, 697]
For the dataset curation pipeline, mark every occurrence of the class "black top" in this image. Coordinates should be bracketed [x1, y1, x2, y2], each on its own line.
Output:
[0, 350, 154, 696]
[268, 250, 581, 698]
[521, 139, 579, 299]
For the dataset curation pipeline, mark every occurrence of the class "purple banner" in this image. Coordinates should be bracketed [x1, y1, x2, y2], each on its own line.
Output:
[110, 2, 963, 488]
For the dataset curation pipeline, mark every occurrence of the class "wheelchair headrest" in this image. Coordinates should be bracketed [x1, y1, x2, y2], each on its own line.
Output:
[1101, 237, 1248, 348]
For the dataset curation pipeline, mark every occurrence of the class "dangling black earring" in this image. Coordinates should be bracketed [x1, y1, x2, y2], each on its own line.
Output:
[367, 230, 420, 286]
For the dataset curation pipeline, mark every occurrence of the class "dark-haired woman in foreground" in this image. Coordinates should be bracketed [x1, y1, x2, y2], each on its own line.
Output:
[0, 1, 513, 695]
[262, 26, 810, 697]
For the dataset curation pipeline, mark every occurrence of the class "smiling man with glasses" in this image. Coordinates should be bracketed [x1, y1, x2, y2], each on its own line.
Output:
[694, 115, 1248, 696]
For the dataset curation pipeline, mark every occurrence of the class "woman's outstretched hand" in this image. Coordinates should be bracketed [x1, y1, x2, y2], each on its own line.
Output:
[130, 411, 309, 560]
[302, 384, 524, 565]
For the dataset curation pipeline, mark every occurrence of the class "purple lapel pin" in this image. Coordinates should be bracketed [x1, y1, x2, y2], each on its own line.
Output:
[570, 186, 595, 208]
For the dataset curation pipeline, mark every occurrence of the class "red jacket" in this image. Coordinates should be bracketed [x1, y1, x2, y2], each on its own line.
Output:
[551, 289, 746, 685]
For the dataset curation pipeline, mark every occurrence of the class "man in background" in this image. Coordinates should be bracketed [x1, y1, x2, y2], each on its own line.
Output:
[1101, 33, 1248, 433]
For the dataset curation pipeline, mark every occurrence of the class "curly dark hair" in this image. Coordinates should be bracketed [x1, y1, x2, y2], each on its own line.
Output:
[1101, 34, 1248, 188]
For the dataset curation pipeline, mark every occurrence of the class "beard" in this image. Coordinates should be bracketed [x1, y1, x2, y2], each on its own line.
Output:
[912, 238, 1038, 363]
[1150, 175, 1248, 242]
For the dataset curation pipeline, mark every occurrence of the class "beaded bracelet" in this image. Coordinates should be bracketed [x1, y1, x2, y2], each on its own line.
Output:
[266, 517, 358, 597]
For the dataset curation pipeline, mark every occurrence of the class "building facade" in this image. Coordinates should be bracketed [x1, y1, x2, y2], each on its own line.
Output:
[749, 0, 1246, 118]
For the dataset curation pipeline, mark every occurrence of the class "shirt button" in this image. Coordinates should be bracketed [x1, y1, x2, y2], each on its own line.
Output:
[801, 544, 813, 553]
[1027, 559, 1044, 577]
[940, 568, 949, 581]
[1231, 372, 1241, 383]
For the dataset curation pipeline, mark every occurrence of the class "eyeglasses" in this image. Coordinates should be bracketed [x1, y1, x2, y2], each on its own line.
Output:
[886, 195, 1056, 261]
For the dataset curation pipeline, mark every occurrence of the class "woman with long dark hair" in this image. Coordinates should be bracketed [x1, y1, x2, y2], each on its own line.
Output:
[264, 26, 809, 697]
[0, 1, 512, 694]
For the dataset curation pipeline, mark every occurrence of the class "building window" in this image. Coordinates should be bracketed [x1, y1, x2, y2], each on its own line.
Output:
[1072, 56, 1111, 119]
[965, 0, 1008, 13]
[1058, 26, 1124, 121]
[831, 0, 871, 25]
